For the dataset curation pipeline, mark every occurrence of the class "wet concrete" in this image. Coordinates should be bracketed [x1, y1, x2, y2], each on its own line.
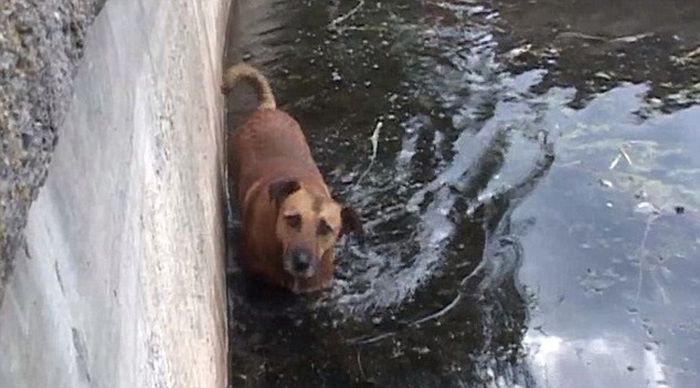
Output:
[225, 1, 700, 387]
[0, 1, 230, 387]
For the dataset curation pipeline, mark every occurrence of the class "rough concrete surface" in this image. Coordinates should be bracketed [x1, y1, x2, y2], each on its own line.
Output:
[0, 0, 230, 387]
[0, 0, 106, 301]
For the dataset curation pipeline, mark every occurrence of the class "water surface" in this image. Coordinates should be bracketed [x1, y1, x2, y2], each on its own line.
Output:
[224, 1, 700, 387]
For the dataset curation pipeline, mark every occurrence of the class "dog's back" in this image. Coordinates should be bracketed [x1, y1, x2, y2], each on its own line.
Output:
[222, 64, 322, 203]
[221, 63, 363, 293]
[231, 110, 322, 200]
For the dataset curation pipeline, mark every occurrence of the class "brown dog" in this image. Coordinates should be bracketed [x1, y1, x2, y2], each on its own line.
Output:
[222, 64, 363, 294]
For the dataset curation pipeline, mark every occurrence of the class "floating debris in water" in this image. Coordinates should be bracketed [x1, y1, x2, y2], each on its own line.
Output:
[505, 43, 532, 59]
[619, 146, 633, 166]
[610, 33, 653, 43]
[354, 120, 383, 185]
[327, 0, 365, 31]
[369, 125, 383, 152]
[635, 202, 660, 215]
[594, 72, 613, 80]
[330, 163, 346, 176]
[609, 145, 633, 170]
[609, 154, 622, 170]
[599, 179, 613, 188]
[406, 203, 420, 213]
[672, 46, 700, 65]
[341, 173, 356, 184]
[412, 346, 431, 355]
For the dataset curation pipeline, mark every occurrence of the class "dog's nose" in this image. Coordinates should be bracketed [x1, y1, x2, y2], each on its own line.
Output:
[291, 250, 311, 272]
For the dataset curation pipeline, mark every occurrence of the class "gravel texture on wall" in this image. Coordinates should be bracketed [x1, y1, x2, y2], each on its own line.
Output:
[0, 0, 106, 301]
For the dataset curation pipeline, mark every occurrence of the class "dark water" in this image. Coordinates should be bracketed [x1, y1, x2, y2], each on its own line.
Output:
[223, 1, 700, 387]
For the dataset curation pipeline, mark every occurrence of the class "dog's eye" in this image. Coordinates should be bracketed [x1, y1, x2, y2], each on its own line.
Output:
[285, 214, 301, 229]
[317, 219, 333, 236]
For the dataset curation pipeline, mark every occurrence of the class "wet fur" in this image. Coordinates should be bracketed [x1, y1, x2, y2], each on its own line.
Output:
[222, 64, 362, 293]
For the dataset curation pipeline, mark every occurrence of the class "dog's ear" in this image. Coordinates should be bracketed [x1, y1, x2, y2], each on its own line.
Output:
[340, 206, 364, 239]
[268, 179, 301, 207]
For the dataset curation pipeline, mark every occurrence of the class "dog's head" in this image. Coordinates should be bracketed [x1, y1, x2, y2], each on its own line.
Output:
[268, 178, 363, 282]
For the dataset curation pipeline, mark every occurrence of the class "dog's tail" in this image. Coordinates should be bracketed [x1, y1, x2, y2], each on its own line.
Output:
[221, 63, 276, 110]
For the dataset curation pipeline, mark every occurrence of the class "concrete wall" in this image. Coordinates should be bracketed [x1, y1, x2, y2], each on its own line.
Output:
[0, 1, 230, 387]
[1, 0, 105, 302]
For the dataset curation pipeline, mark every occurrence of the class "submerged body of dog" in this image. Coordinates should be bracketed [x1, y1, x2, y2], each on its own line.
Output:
[222, 64, 362, 293]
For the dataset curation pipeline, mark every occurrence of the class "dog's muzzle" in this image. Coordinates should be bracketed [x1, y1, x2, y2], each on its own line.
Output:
[284, 248, 316, 278]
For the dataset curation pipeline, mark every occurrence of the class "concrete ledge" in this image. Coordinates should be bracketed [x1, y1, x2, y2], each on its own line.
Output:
[0, 0, 230, 387]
